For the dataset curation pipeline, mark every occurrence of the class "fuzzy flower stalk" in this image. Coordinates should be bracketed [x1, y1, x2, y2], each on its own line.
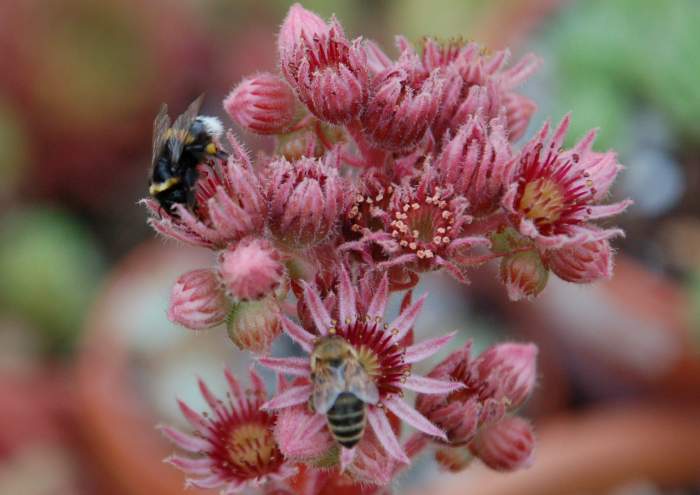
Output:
[144, 3, 630, 493]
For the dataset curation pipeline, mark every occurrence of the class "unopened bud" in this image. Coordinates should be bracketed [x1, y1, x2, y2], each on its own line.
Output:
[227, 296, 282, 354]
[470, 416, 535, 471]
[168, 269, 229, 330]
[224, 73, 297, 135]
[546, 239, 613, 284]
[499, 250, 549, 301]
[476, 343, 537, 410]
[218, 238, 286, 301]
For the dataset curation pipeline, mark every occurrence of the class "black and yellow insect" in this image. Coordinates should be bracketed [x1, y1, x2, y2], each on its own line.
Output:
[149, 95, 226, 212]
[310, 336, 379, 448]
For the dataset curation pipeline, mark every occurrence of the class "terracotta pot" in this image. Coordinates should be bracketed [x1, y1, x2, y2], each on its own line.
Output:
[421, 404, 700, 495]
[74, 241, 217, 495]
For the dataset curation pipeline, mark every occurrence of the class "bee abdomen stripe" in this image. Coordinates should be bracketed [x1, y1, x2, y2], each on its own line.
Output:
[329, 421, 366, 434]
[327, 409, 364, 420]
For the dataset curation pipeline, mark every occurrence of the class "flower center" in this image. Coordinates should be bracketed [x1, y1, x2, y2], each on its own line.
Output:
[517, 178, 566, 228]
[226, 422, 278, 472]
[335, 319, 410, 398]
[390, 191, 455, 260]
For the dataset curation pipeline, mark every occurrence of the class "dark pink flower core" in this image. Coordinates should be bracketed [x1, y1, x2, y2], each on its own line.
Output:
[301, 25, 352, 74]
[205, 395, 285, 481]
[328, 319, 409, 399]
[514, 144, 595, 236]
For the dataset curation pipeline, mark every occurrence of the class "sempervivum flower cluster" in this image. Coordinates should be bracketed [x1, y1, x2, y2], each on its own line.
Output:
[145, 3, 630, 493]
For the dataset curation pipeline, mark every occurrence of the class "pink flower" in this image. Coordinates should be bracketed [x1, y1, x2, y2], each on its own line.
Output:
[266, 154, 347, 248]
[545, 238, 613, 283]
[351, 166, 490, 283]
[224, 73, 297, 135]
[146, 135, 267, 249]
[416, 341, 537, 446]
[160, 369, 296, 493]
[499, 250, 549, 301]
[258, 267, 461, 476]
[279, 4, 368, 124]
[470, 416, 535, 471]
[502, 115, 632, 250]
[168, 269, 229, 330]
[227, 296, 283, 354]
[409, 37, 540, 142]
[435, 115, 513, 215]
[361, 57, 442, 151]
[434, 445, 473, 473]
[218, 238, 286, 301]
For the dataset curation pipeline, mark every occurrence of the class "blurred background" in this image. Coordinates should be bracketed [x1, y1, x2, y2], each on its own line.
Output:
[0, 0, 699, 493]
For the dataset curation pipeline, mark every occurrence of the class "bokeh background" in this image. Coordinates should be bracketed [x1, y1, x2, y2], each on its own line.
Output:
[1, 0, 699, 493]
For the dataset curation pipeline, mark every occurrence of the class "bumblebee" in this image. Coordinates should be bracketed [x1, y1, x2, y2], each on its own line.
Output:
[310, 336, 379, 448]
[149, 95, 226, 212]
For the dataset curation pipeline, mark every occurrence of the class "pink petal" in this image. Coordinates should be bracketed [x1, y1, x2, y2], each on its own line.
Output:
[177, 400, 209, 434]
[402, 375, 464, 394]
[224, 368, 244, 403]
[367, 407, 409, 463]
[261, 384, 312, 410]
[340, 447, 357, 472]
[281, 316, 315, 352]
[220, 481, 245, 494]
[404, 331, 457, 364]
[248, 366, 267, 398]
[303, 282, 333, 335]
[388, 293, 427, 341]
[383, 396, 447, 441]
[158, 425, 210, 453]
[198, 378, 226, 419]
[587, 199, 632, 220]
[550, 113, 571, 152]
[366, 273, 389, 320]
[258, 356, 311, 377]
[165, 455, 214, 475]
[185, 475, 225, 490]
[337, 264, 357, 325]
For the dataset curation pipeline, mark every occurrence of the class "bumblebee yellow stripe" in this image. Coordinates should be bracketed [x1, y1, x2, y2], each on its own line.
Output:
[149, 177, 181, 194]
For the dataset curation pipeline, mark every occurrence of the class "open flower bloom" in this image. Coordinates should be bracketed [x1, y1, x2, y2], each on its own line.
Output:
[160, 369, 296, 493]
[258, 267, 462, 474]
[146, 134, 267, 249]
[278, 4, 368, 124]
[502, 114, 632, 250]
[347, 166, 490, 283]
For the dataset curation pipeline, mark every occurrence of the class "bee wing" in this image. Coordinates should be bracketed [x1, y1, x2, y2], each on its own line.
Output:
[343, 360, 379, 405]
[312, 367, 343, 414]
[151, 103, 171, 170]
[167, 94, 204, 164]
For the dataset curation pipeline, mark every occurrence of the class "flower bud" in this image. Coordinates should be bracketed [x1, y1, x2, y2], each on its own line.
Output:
[415, 343, 481, 446]
[224, 73, 297, 135]
[277, 3, 327, 58]
[499, 250, 549, 301]
[470, 416, 535, 471]
[227, 296, 282, 354]
[435, 445, 473, 473]
[476, 343, 537, 410]
[361, 66, 441, 151]
[217, 238, 286, 301]
[435, 115, 513, 215]
[279, 5, 368, 124]
[546, 239, 613, 283]
[167, 269, 229, 330]
[266, 155, 346, 248]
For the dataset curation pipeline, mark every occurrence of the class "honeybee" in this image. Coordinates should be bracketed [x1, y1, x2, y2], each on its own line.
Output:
[149, 95, 226, 212]
[310, 336, 379, 448]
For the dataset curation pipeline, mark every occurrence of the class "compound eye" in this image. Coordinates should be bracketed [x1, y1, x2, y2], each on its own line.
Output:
[328, 358, 342, 368]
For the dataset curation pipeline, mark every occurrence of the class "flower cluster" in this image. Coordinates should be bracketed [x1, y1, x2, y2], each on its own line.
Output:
[147, 4, 629, 494]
